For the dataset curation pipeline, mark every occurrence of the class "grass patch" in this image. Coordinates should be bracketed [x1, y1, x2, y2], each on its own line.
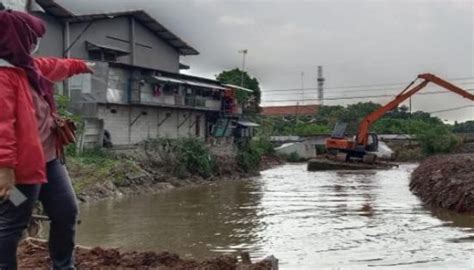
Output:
[67, 149, 141, 193]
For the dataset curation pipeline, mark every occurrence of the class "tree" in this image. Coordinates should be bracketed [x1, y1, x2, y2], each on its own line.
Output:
[452, 120, 474, 133]
[337, 102, 382, 133]
[216, 68, 261, 113]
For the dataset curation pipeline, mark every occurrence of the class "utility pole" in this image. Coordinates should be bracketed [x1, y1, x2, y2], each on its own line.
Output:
[317, 66, 325, 105]
[294, 71, 304, 135]
[409, 97, 412, 115]
[301, 72, 305, 105]
[239, 49, 248, 87]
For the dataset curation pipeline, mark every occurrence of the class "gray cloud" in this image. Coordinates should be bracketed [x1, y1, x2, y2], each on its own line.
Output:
[57, 0, 474, 122]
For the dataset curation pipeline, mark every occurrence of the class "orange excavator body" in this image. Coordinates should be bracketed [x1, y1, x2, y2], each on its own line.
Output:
[325, 73, 474, 159]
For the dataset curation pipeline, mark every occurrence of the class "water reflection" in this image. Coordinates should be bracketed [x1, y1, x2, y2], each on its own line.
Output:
[78, 179, 266, 259]
[429, 207, 474, 229]
[77, 164, 474, 269]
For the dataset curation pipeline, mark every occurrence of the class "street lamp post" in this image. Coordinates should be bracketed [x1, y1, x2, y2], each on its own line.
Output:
[239, 49, 248, 87]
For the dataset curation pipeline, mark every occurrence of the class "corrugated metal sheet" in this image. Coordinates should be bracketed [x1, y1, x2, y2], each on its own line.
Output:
[34, 0, 74, 18]
[65, 10, 199, 56]
[181, 79, 229, 90]
[153, 76, 184, 84]
[224, 84, 254, 92]
[152, 76, 229, 90]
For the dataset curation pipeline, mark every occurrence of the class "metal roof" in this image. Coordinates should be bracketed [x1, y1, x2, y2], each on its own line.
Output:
[66, 10, 199, 56]
[109, 62, 227, 88]
[153, 76, 184, 84]
[223, 84, 254, 92]
[34, 0, 75, 18]
[179, 63, 190, 70]
[181, 79, 229, 90]
[152, 76, 229, 90]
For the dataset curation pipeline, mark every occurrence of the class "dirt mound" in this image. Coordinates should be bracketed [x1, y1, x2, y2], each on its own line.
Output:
[18, 240, 274, 270]
[410, 154, 474, 212]
[454, 142, 474, 154]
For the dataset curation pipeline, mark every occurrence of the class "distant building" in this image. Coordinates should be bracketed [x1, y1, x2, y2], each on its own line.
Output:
[261, 104, 319, 117]
[29, 0, 245, 148]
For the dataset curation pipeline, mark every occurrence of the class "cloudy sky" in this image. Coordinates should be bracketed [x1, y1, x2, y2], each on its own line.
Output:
[58, 0, 473, 122]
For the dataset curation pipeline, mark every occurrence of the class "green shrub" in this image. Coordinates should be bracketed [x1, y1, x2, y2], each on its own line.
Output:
[315, 145, 326, 154]
[416, 126, 461, 155]
[286, 152, 303, 162]
[237, 144, 262, 173]
[236, 137, 277, 172]
[252, 137, 275, 155]
[395, 148, 424, 161]
[144, 138, 217, 179]
[175, 138, 217, 178]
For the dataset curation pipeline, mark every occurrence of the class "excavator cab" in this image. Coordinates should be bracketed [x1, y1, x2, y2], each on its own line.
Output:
[326, 122, 353, 152]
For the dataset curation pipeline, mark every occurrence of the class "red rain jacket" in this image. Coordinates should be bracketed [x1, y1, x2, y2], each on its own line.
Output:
[0, 57, 89, 185]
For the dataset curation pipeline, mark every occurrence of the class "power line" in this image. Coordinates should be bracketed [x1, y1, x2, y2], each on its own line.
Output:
[262, 81, 474, 95]
[262, 76, 474, 93]
[427, 105, 474, 114]
[263, 83, 474, 97]
[262, 89, 474, 103]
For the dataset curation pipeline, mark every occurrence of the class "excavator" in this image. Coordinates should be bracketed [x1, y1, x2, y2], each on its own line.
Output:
[325, 73, 474, 163]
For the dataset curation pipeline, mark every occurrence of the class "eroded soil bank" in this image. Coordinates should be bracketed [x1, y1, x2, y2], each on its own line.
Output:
[410, 153, 474, 212]
[68, 143, 282, 203]
[18, 240, 274, 270]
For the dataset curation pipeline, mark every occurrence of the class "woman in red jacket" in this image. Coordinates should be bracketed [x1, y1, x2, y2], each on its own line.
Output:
[0, 9, 92, 270]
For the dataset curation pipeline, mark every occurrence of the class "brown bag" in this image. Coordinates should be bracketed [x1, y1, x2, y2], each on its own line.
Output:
[54, 116, 77, 163]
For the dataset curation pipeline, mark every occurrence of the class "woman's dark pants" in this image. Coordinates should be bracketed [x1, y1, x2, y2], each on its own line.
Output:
[0, 159, 79, 270]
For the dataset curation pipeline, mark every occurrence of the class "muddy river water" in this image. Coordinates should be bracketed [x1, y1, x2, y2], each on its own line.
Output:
[77, 164, 474, 269]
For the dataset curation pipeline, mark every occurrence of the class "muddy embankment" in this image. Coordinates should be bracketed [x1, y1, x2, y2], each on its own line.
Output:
[19, 239, 276, 270]
[410, 153, 474, 212]
[69, 143, 282, 203]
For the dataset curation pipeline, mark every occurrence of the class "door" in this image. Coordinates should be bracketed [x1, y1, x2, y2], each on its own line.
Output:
[195, 115, 201, 137]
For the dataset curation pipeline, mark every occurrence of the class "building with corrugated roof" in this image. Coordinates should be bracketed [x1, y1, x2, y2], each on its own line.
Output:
[27, 0, 244, 147]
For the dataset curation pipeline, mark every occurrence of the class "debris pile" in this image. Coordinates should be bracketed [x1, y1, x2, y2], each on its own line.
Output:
[410, 154, 474, 212]
[18, 240, 274, 270]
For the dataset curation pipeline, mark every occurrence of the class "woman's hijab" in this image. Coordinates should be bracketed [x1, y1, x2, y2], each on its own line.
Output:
[0, 9, 56, 110]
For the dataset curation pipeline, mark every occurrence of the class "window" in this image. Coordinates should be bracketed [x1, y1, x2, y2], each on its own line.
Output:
[88, 51, 118, 62]
[89, 51, 102, 61]
[103, 52, 117, 62]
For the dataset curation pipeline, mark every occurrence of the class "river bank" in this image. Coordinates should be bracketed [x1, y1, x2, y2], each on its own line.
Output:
[410, 153, 474, 212]
[67, 140, 282, 203]
[69, 163, 474, 269]
[18, 239, 275, 269]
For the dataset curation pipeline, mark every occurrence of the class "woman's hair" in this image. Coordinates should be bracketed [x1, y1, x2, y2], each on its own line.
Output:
[0, 10, 56, 109]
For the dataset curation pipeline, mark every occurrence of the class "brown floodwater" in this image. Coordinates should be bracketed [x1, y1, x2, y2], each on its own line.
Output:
[77, 164, 474, 269]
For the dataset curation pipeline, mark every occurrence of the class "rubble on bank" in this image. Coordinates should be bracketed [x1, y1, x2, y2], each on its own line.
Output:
[410, 154, 474, 212]
[18, 239, 276, 270]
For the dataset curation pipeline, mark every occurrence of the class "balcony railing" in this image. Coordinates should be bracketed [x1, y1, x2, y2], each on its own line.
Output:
[136, 91, 224, 111]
